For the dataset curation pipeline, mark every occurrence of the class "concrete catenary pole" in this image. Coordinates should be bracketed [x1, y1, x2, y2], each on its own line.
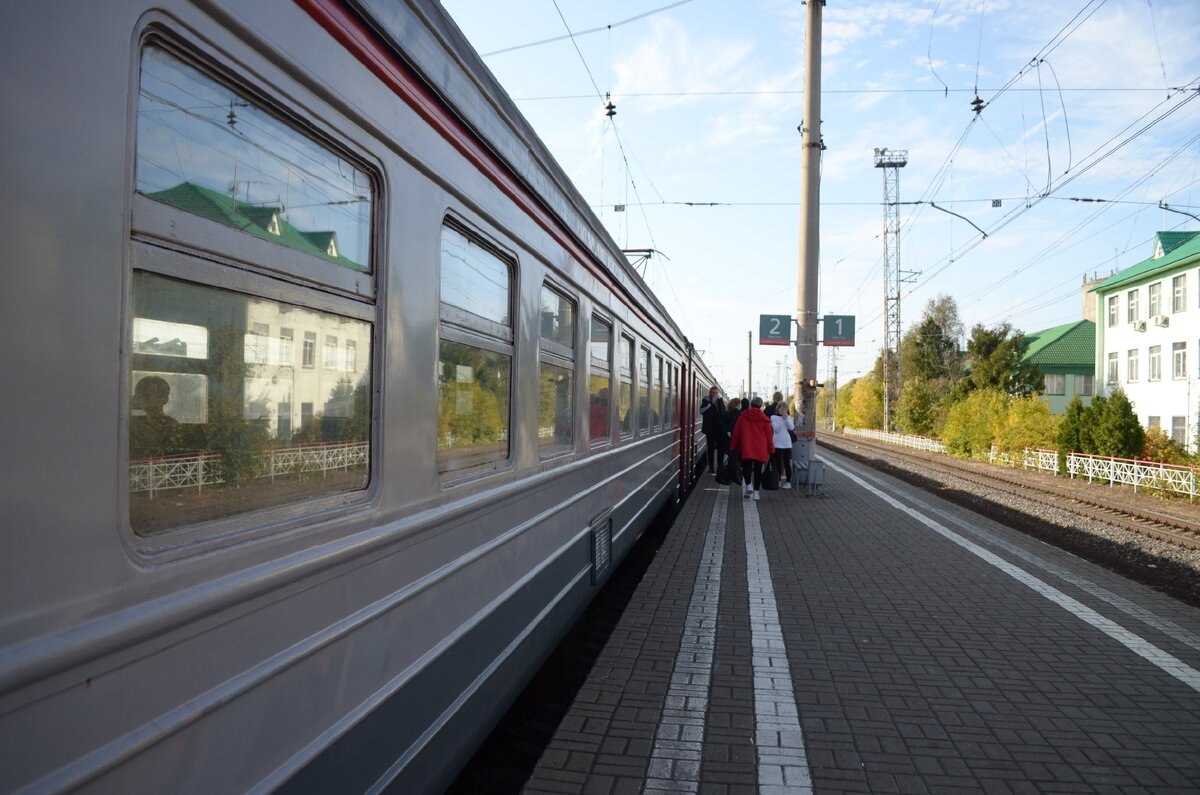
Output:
[793, 0, 823, 472]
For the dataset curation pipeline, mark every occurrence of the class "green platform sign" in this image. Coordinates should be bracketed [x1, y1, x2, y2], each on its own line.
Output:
[759, 314, 792, 346]
[823, 315, 855, 346]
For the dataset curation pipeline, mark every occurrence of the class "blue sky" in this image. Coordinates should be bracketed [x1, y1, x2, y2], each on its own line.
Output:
[441, 0, 1200, 396]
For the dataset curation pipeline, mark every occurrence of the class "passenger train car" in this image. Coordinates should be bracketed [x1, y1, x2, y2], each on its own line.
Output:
[0, 0, 718, 791]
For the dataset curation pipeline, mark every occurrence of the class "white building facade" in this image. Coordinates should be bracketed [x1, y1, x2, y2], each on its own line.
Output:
[1093, 232, 1200, 450]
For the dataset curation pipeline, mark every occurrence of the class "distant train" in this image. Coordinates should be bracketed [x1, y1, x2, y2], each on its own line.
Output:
[0, 0, 717, 791]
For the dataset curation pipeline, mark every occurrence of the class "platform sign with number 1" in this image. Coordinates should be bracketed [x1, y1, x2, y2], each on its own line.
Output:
[823, 315, 855, 346]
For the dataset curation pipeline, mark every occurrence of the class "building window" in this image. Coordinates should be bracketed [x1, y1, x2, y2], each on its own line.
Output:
[1044, 373, 1065, 395]
[1149, 345, 1162, 381]
[1173, 341, 1187, 379]
[323, 335, 338, 369]
[589, 316, 612, 444]
[1127, 289, 1139, 324]
[1173, 274, 1187, 313]
[302, 332, 316, 368]
[538, 284, 576, 457]
[278, 327, 294, 366]
[1106, 352, 1119, 385]
[1107, 295, 1119, 328]
[345, 339, 357, 372]
[1077, 374, 1094, 396]
[1172, 416, 1187, 446]
[619, 335, 634, 437]
[1126, 349, 1139, 383]
[1148, 415, 1161, 429]
[437, 224, 513, 475]
[1149, 282, 1162, 317]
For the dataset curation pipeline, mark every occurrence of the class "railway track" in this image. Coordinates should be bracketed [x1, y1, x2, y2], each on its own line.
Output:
[822, 433, 1200, 551]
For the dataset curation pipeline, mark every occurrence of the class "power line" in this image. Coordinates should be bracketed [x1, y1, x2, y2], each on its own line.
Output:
[481, 0, 697, 57]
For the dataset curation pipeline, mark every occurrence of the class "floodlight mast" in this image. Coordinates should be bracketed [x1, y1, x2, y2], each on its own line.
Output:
[794, 0, 823, 473]
[874, 147, 908, 432]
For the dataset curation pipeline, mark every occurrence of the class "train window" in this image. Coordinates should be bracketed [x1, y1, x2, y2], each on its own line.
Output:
[638, 347, 651, 432]
[135, 45, 372, 278]
[441, 225, 513, 335]
[589, 316, 612, 444]
[654, 355, 664, 430]
[129, 272, 371, 535]
[619, 335, 634, 438]
[438, 225, 514, 475]
[665, 362, 675, 426]
[538, 285, 576, 456]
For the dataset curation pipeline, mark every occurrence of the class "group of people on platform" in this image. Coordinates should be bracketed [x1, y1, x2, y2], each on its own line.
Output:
[699, 386, 796, 501]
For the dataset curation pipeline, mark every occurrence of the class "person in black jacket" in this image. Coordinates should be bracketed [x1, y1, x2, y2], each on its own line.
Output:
[718, 398, 743, 482]
[700, 386, 726, 476]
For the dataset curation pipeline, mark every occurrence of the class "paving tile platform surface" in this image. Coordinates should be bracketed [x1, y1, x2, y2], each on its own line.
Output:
[522, 448, 1200, 794]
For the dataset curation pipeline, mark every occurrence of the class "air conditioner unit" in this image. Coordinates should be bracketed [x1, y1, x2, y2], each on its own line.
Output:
[1133, 320, 1147, 331]
[1153, 314, 1170, 327]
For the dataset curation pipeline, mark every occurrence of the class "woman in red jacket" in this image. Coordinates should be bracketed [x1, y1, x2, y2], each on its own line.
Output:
[730, 396, 775, 500]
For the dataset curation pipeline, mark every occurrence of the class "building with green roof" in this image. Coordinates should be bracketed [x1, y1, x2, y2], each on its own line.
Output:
[1022, 320, 1096, 414]
[1090, 230, 1200, 448]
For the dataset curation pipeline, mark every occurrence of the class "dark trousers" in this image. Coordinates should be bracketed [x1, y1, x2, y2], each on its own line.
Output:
[771, 448, 793, 483]
[705, 431, 726, 471]
[741, 458, 765, 490]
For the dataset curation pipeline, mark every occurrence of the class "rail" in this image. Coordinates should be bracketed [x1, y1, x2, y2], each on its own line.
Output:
[130, 441, 370, 498]
[841, 428, 1199, 500]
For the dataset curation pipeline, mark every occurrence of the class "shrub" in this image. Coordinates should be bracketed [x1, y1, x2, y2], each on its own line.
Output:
[942, 388, 1008, 459]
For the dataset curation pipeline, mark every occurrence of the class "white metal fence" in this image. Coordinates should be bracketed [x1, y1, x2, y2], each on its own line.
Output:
[130, 441, 369, 499]
[841, 427, 1199, 499]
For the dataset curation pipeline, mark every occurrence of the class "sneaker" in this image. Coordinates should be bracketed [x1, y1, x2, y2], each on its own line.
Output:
[782, 480, 791, 489]
[752, 490, 761, 501]
[743, 484, 752, 499]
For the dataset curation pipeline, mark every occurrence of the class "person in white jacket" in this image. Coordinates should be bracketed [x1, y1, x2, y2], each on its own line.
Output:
[770, 402, 795, 488]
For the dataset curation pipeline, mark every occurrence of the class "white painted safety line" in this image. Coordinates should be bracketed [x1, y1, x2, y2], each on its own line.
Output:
[743, 498, 813, 794]
[644, 487, 728, 792]
[826, 458, 1200, 694]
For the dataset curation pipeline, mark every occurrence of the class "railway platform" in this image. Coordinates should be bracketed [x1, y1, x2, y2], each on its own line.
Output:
[521, 447, 1200, 793]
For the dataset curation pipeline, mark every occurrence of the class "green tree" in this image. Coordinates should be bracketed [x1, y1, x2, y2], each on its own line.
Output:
[959, 322, 1043, 398]
[995, 394, 1058, 456]
[942, 388, 1008, 459]
[838, 375, 884, 429]
[1143, 427, 1190, 465]
[899, 295, 964, 385]
[1055, 395, 1088, 454]
[1078, 394, 1107, 454]
[1092, 389, 1144, 458]
[895, 379, 943, 436]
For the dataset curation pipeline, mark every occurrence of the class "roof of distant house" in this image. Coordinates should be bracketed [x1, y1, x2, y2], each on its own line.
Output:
[1022, 319, 1095, 368]
[143, 182, 365, 272]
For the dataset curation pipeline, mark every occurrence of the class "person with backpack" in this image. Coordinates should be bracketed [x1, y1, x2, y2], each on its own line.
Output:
[730, 396, 774, 501]
[717, 398, 743, 484]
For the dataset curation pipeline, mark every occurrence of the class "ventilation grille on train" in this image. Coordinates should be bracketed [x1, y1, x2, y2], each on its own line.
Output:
[590, 509, 613, 585]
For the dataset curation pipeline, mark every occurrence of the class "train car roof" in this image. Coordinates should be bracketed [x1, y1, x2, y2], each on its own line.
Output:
[352, 0, 690, 348]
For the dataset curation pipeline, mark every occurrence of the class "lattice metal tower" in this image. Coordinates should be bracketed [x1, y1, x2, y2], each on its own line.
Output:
[874, 147, 908, 432]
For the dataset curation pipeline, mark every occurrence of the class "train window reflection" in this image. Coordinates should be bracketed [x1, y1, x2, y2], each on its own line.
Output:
[619, 335, 634, 437]
[539, 285, 575, 350]
[129, 272, 371, 534]
[438, 340, 511, 474]
[133, 317, 208, 359]
[589, 316, 612, 443]
[441, 226, 511, 326]
[538, 360, 574, 454]
[136, 45, 372, 272]
[638, 347, 651, 431]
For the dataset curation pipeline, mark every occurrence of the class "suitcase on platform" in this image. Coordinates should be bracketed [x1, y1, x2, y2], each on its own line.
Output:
[761, 466, 780, 491]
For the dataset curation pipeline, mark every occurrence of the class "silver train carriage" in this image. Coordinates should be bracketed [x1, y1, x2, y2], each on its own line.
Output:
[0, 0, 719, 791]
